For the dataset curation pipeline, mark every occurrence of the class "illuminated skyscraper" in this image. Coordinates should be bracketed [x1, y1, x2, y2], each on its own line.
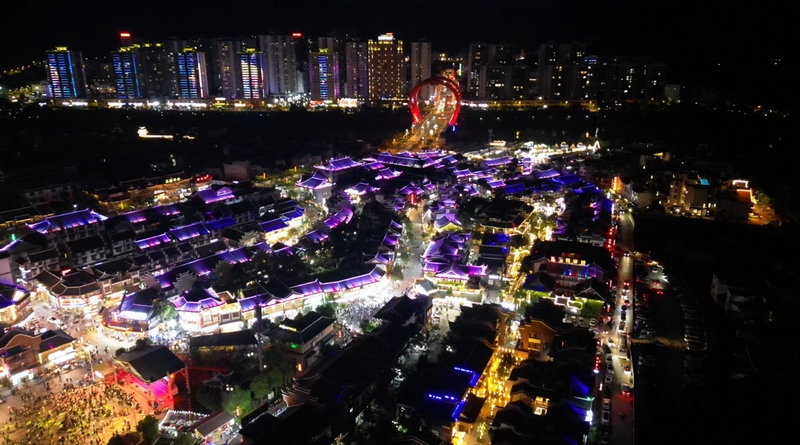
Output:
[111, 49, 140, 99]
[175, 49, 209, 99]
[45, 47, 87, 98]
[257, 34, 301, 97]
[344, 41, 368, 98]
[367, 33, 403, 99]
[409, 41, 432, 98]
[309, 48, 339, 101]
[239, 48, 267, 100]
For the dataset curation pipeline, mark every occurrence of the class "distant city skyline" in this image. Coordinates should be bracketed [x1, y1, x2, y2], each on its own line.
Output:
[1, 1, 789, 72]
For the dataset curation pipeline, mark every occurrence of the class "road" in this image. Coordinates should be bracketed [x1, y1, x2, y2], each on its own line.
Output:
[604, 209, 635, 445]
[407, 85, 457, 147]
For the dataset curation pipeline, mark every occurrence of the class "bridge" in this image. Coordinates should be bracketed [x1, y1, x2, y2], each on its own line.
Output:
[405, 74, 461, 148]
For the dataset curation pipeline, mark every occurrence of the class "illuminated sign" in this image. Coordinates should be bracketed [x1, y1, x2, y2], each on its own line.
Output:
[378, 33, 394, 41]
[120, 32, 131, 37]
[292, 33, 302, 38]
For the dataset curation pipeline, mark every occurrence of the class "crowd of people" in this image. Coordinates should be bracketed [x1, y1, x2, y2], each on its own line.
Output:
[1, 382, 143, 445]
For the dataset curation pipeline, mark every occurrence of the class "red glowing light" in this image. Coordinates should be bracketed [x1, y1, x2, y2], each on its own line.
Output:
[292, 33, 302, 38]
[120, 32, 131, 37]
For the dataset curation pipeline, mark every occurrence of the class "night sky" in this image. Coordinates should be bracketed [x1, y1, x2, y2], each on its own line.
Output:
[0, 0, 791, 91]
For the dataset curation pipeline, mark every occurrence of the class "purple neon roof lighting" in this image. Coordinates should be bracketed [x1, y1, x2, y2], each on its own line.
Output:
[28, 209, 107, 234]
[197, 187, 234, 203]
[154, 203, 182, 216]
[170, 222, 210, 242]
[482, 156, 512, 167]
[316, 157, 363, 171]
[344, 183, 372, 196]
[135, 233, 171, 250]
[172, 288, 224, 313]
[260, 218, 288, 233]
[296, 172, 333, 190]
[304, 230, 329, 243]
[375, 168, 402, 180]
[122, 210, 147, 224]
[323, 207, 353, 229]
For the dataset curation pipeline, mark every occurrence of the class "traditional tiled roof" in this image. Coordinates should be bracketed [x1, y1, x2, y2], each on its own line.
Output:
[296, 172, 333, 190]
[169, 222, 210, 242]
[27, 209, 107, 234]
[316, 157, 363, 171]
[114, 345, 185, 383]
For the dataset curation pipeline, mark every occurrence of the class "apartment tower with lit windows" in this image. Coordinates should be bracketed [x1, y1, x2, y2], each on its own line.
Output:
[367, 33, 403, 99]
[45, 47, 88, 98]
[175, 48, 209, 99]
[239, 48, 267, 100]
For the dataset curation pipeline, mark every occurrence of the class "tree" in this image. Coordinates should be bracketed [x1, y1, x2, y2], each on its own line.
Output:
[115, 347, 127, 357]
[196, 384, 222, 412]
[250, 373, 272, 402]
[580, 300, 604, 318]
[136, 415, 160, 445]
[221, 386, 253, 418]
[154, 299, 177, 322]
[390, 267, 404, 281]
[359, 319, 378, 333]
[173, 432, 198, 445]
[262, 346, 294, 389]
[315, 303, 337, 319]
[106, 435, 126, 445]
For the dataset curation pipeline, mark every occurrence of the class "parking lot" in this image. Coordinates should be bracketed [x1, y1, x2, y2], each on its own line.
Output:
[630, 259, 711, 445]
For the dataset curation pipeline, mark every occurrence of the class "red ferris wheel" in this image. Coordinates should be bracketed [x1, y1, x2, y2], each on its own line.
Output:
[408, 76, 462, 128]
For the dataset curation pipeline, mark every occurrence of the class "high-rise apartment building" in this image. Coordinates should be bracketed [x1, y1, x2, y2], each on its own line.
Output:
[239, 48, 267, 100]
[536, 41, 587, 100]
[367, 33, 403, 99]
[466, 43, 495, 95]
[344, 41, 369, 98]
[110, 42, 171, 99]
[409, 41, 432, 98]
[111, 50, 141, 99]
[45, 47, 87, 98]
[309, 48, 339, 101]
[258, 35, 301, 97]
[595, 57, 666, 104]
[209, 38, 245, 98]
[175, 49, 209, 99]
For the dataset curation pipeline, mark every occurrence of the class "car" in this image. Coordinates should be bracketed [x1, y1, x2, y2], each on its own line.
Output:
[621, 384, 632, 397]
[624, 251, 630, 257]
[603, 386, 611, 401]
[605, 353, 613, 363]
[606, 362, 614, 373]
[623, 363, 631, 375]
[590, 318, 597, 327]
[620, 313, 627, 321]
[602, 410, 611, 425]
[604, 372, 614, 384]
[47, 316, 62, 325]
[603, 400, 611, 411]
